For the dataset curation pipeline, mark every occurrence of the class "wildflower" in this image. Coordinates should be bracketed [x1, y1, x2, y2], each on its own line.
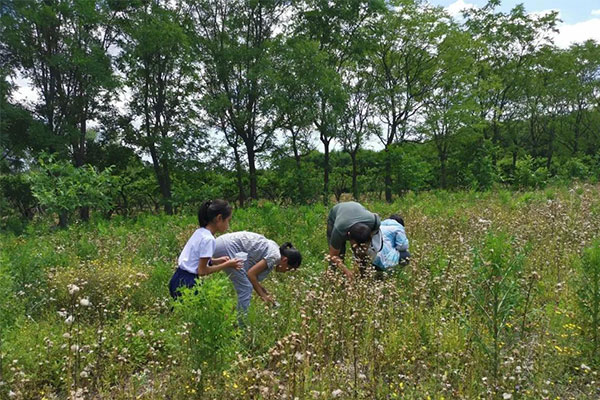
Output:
[67, 284, 80, 295]
[80, 371, 88, 378]
[332, 389, 344, 398]
[79, 298, 91, 307]
[65, 315, 74, 325]
[503, 393, 512, 400]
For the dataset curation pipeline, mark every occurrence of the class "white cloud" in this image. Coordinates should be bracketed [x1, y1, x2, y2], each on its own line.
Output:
[592, 9, 600, 16]
[446, 0, 476, 18]
[553, 18, 600, 48]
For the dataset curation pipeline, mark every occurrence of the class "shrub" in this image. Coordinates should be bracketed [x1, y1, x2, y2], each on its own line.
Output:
[575, 240, 600, 364]
[172, 276, 239, 375]
[514, 156, 548, 188]
[469, 232, 525, 389]
[29, 155, 117, 227]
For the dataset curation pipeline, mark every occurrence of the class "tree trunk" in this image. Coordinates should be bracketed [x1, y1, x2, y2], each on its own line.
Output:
[439, 154, 447, 189]
[291, 132, 304, 202]
[323, 139, 330, 205]
[247, 146, 257, 200]
[351, 151, 358, 200]
[78, 112, 90, 222]
[233, 146, 245, 207]
[384, 146, 392, 203]
[58, 212, 68, 228]
[148, 142, 172, 215]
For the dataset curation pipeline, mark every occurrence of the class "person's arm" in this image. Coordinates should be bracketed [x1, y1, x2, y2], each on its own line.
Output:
[395, 230, 409, 251]
[329, 246, 353, 279]
[246, 259, 274, 304]
[211, 256, 230, 265]
[197, 257, 242, 276]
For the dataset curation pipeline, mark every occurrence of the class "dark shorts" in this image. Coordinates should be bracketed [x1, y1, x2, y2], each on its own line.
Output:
[169, 268, 199, 299]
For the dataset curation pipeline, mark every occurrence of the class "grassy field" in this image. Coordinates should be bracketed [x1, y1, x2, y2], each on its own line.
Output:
[1, 184, 600, 399]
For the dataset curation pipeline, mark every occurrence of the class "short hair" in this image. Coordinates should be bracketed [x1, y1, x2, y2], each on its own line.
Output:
[389, 214, 404, 226]
[348, 223, 371, 244]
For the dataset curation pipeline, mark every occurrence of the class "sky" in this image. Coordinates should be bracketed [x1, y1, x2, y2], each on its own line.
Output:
[432, 0, 600, 48]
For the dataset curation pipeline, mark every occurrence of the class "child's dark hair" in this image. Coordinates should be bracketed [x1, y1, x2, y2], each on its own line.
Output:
[348, 223, 372, 244]
[198, 199, 232, 227]
[389, 214, 405, 227]
[280, 242, 302, 269]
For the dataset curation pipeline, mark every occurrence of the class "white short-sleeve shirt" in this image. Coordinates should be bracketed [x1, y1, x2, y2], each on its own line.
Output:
[178, 227, 216, 274]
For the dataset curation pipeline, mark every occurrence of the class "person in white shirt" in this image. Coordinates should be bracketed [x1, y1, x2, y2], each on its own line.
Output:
[168, 199, 243, 298]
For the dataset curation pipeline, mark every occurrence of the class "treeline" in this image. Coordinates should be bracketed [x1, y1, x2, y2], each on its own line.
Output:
[1, 0, 600, 228]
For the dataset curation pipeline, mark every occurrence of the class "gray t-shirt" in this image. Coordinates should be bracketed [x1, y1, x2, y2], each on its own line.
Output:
[214, 231, 281, 311]
[327, 202, 381, 250]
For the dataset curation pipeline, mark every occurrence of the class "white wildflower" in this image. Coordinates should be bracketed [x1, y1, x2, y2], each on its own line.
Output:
[503, 393, 512, 400]
[79, 298, 90, 307]
[67, 284, 80, 295]
[332, 389, 343, 398]
[65, 315, 74, 325]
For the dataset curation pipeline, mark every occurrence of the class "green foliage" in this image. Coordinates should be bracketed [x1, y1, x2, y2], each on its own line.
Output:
[29, 156, 117, 226]
[469, 232, 525, 387]
[514, 155, 549, 188]
[575, 241, 600, 363]
[558, 158, 591, 181]
[172, 277, 239, 372]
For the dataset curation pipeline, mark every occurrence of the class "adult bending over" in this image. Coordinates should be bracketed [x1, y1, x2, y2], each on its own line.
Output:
[213, 231, 302, 312]
[327, 201, 382, 279]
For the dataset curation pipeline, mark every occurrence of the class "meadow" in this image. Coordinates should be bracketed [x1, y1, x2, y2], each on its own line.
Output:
[1, 184, 600, 399]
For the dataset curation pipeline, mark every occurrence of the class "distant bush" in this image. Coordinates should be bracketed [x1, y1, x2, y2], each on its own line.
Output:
[514, 155, 548, 188]
[29, 155, 117, 227]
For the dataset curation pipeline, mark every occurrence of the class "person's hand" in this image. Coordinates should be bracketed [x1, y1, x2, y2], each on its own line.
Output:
[261, 294, 274, 305]
[227, 258, 243, 270]
[343, 268, 354, 280]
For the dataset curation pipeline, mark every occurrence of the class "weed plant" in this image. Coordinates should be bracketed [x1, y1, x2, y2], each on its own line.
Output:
[1, 184, 600, 398]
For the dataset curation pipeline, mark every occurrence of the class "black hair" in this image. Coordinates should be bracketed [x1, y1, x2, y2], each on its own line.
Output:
[389, 214, 405, 227]
[348, 223, 372, 244]
[280, 242, 302, 269]
[198, 199, 232, 227]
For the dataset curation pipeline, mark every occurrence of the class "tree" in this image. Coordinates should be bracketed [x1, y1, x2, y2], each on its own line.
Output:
[368, 0, 446, 201]
[186, 0, 287, 201]
[3, 0, 118, 167]
[463, 1, 558, 161]
[421, 27, 479, 188]
[294, 0, 384, 204]
[3, 0, 119, 220]
[560, 41, 600, 156]
[267, 37, 321, 203]
[119, 1, 197, 215]
[339, 67, 375, 200]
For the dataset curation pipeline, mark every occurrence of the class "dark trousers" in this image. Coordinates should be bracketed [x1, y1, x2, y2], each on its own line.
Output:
[169, 268, 199, 299]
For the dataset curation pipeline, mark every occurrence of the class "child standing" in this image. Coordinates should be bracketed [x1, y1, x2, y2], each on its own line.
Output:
[169, 199, 243, 298]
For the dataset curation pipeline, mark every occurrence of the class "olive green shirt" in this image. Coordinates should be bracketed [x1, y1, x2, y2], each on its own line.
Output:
[327, 202, 380, 250]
